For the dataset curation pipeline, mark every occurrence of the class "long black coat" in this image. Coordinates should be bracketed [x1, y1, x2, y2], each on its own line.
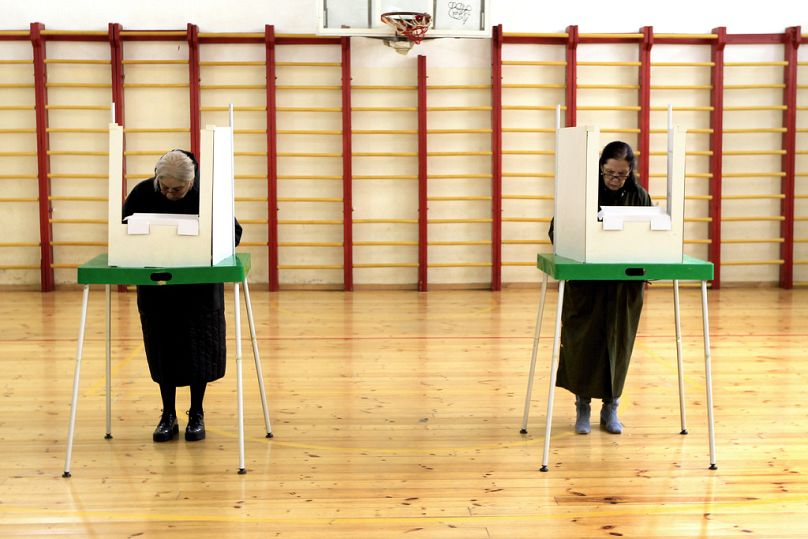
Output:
[122, 169, 242, 387]
[549, 178, 652, 399]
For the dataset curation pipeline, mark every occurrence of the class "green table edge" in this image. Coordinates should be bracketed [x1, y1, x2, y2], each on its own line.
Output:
[537, 253, 714, 281]
[77, 253, 251, 285]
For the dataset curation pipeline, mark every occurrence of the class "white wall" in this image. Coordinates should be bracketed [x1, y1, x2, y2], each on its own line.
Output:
[1, 0, 806, 286]
[5, 0, 806, 44]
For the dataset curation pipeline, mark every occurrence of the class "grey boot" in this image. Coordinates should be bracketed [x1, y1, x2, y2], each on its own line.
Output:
[575, 395, 591, 434]
[600, 398, 623, 434]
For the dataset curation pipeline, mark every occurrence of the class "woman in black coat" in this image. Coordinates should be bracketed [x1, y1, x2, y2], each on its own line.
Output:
[549, 141, 651, 436]
[122, 150, 242, 442]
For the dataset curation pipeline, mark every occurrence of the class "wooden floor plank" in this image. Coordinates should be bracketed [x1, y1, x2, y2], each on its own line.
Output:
[0, 287, 806, 537]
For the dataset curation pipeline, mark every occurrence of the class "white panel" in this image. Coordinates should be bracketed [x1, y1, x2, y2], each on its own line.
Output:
[323, 0, 370, 30]
[433, 0, 485, 31]
[108, 125, 215, 268]
[554, 126, 597, 263]
[211, 126, 236, 265]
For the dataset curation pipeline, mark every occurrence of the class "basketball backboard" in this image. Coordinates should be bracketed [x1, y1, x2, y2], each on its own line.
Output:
[317, 0, 490, 38]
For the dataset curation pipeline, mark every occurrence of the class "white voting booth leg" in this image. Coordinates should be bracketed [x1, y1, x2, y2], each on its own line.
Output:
[520, 273, 548, 434]
[63, 285, 90, 478]
[540, 280, 565, 473]
[673, 280, 688, 435]
[702, 281, 718, 470]
[234, 282, 246, 474]
[243, 278, 273, 437]
[105, 285, 113, 439]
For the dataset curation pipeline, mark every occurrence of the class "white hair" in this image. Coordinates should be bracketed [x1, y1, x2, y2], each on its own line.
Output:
[153, 150, 195, 190]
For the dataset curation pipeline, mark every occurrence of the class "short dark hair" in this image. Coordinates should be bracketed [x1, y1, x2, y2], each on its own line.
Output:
[599, 141, 638, 187]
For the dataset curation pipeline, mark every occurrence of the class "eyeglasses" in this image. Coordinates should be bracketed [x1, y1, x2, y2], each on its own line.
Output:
[158, 181, 189, 194]
[602, 169, 630, 181]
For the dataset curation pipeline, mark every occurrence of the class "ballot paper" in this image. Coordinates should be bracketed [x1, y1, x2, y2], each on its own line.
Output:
[124, 213, 200, 236]
[597, 206, 672, 231]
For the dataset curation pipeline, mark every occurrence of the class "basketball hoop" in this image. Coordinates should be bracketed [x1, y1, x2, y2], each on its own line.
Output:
[380, 11, 432, 55]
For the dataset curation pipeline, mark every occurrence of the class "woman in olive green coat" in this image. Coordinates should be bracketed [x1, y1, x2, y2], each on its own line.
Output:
[549, 141, 651, 435]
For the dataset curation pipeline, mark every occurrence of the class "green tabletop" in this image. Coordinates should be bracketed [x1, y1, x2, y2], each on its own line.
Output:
[537, 253, 714, 281]
[77, 253, 251, 285]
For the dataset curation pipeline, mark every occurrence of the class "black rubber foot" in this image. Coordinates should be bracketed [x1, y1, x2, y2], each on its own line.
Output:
[62, 471, 71, 478]
[709, 464, 717, 470]
[238, 468, 247, 475]
[519, 428, 528, 434]
[539, 465, 549, 472]
[266, 432, 274, 439]
[104, 433, 113, 439]
[680, 429, 688, 435]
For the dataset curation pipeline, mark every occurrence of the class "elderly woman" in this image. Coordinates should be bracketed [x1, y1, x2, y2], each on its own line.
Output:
[122, 150, 242, 442]
[549, 141, 651, 435]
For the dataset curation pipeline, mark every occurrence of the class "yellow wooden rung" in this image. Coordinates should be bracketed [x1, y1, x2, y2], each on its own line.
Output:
[502, 217, 551, 223]
[353, 263, 418, 268]
[429, 241, 492, 246]
[721, 216, 785, 221]
[721, 259, 783, 266]
[278, 219, 342, 225]
[429, 262, 493, 268]
[278, 264, 343, 270]
[354, 241, 417, 246]
[428, 218, 492, 224]
[123, 59, 188, 65]
[279, 242, 343, 247]
[353, 219, 418, 224]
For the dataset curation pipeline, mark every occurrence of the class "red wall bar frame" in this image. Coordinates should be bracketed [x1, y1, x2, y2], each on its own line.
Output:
[638, 26, 653, 190]
[709, 27, 726, 289]
[491, 25, 503, 291]
[187, 24, 201, 158]
[780, 26, 801, 289]
[30, 22, 54, 291]
[265, 25, 280, 291]
[417, 55, 428, 291]
[341, 37, 353, 291]
[109, 23, 128, 293]
[565, 25, 578, 127]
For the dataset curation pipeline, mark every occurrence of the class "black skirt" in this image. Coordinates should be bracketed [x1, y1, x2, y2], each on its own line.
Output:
[137, 283, 227, 386]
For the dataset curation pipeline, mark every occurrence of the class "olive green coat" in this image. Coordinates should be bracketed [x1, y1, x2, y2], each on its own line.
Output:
[549, 183, 652, 399]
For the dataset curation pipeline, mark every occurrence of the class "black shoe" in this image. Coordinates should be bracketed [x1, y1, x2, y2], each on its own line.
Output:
[153, 412, 179, 442]
[185, 411, 205, 441]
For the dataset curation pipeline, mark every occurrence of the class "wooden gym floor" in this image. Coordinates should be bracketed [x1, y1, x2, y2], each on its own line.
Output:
[0, 285, 806, 537]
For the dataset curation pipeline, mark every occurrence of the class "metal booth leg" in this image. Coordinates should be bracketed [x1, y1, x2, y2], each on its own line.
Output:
[700, 281, 718, 470]
[540, 280, 565, 472]
[520, 273, 548, 434]
[105, 285, 112, 439]
[63, 285, 91, 478]
[673, 280, 688, 435]
[242, 278, 272, 438]
[234, 282, 246, 474]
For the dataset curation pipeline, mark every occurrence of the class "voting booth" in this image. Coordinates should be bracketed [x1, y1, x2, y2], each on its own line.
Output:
[552, 125, 687, 263]
[107, 123, 235, 268]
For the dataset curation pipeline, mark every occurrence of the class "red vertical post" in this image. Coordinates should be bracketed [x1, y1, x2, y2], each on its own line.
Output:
[490, 25, 503, 291]
[565, 25, 578, 127]
[109, 23, 125, 193]
[265, 25, 279, 291]
[110, 23, 128, 293]
[30, 22, 54, 291]
[187, 23, 201, 158]
[638, 26, 653, 190]
[709, 27, 726, 288]
[417, 54, 428, 291]
[780, 26, 801, 289]
[340, 37, 353, 291]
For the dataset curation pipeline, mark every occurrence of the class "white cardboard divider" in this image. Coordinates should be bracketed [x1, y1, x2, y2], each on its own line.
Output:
[553, 125, 686, 264]
[107, 124, 235, 268]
